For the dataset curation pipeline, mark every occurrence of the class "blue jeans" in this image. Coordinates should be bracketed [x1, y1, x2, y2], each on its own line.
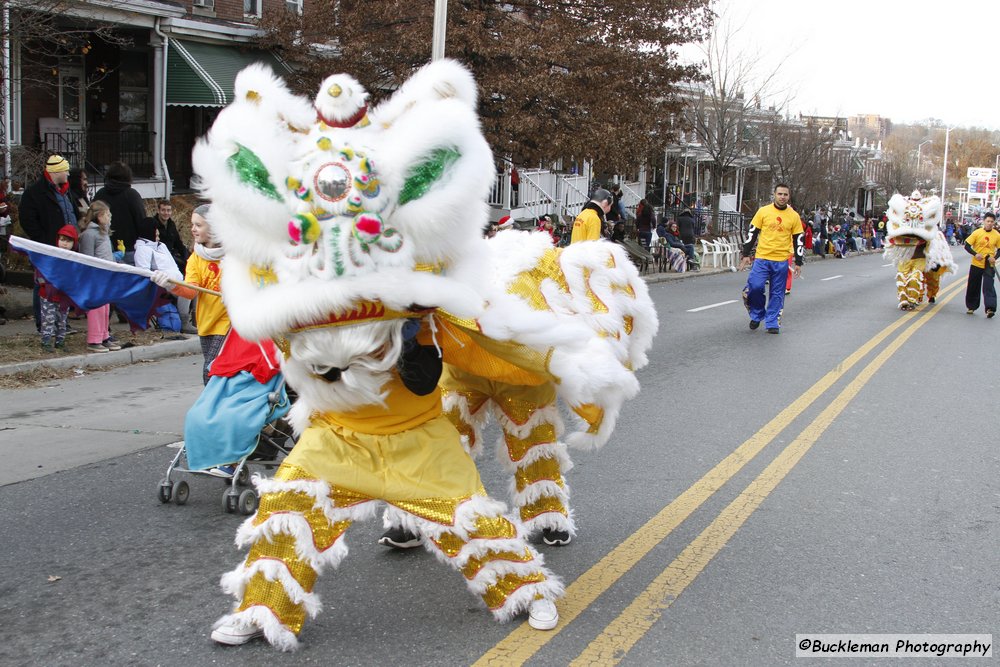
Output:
[745, 259, 788, 329]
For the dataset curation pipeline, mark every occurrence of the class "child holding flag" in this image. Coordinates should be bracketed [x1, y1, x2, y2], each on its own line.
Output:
[78, 201, 121, 352]
[38, 225, 78, 351]
[151, 204, 230, 383]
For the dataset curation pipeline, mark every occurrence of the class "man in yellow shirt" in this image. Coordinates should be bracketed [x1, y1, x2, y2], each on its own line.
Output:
[570, 188, 612, 243]
[737, 183, 804, 333]
[963, 212, 1000, 317]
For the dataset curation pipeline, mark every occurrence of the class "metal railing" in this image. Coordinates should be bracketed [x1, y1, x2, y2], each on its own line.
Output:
[42, 130, 156, 178]
[661, 207, 747, 237]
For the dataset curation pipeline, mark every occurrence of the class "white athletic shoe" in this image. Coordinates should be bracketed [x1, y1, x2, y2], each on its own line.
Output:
[528, 598, 559, 630]
[211, 621, 264, 646]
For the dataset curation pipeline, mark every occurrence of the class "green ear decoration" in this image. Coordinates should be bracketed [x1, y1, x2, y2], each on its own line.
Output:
[398, 148, 461, 206]
[228, 143, 283, 202]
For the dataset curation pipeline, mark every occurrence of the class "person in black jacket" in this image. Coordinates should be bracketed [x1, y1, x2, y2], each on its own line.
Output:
[142, 200, 189, 272]
[675, 208, 696, 245]
[18, 155, 76, 245]
[94, 161, 146, 264]
[18, 155, 78, 331]
[68, 168, 91, 222]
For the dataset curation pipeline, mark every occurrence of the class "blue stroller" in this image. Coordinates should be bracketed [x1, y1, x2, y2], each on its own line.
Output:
[157, 331, 295, 514]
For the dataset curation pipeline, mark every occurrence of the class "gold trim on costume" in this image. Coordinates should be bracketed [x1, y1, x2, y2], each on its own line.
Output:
[254, 494, 352, 552]
[514, 457, 565, 493]
[481, 572, 547, 611]
[388, 493, 476, 526]
[503, 423, 557, 461]
[507, 248, 570, 312]
[461, 548, 535, 580]
[520, 496, 568, 522]
[239, 574, 309, 634]
[246, 535, 320, 589]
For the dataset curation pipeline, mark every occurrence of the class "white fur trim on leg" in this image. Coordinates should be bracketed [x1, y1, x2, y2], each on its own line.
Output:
[214, 607, 299, 652]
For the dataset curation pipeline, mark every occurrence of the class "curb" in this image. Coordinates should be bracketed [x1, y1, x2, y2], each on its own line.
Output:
[0, 337, 200, 376]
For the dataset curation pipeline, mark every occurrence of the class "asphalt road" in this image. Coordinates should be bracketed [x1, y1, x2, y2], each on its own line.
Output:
[1, 251, 997, 666]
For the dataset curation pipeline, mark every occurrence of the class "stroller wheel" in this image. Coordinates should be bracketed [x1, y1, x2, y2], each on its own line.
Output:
[173, 480, 190, 505]
[157, 479, 173, 504]
[238, 489, 259, 516]
[236, 465, 251, 487]
[222, 488, 239, 514]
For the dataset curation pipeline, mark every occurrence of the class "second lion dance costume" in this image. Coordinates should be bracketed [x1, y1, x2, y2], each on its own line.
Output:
[882, 191, 956, 310]
[191, 60, 657, 650]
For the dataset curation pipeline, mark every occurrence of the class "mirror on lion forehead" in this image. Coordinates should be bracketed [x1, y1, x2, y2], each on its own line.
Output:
[315, 162, 352, 202]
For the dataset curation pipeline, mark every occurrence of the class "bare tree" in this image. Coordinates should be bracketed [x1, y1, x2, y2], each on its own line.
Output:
[759, 119, 835, 208]
[1, 1, 131, 183]
[682, 16, 788, 232]
[252, 0, 712, 172]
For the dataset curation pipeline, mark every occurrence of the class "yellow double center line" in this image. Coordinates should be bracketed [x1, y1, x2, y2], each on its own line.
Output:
[475, 278, 966, 667]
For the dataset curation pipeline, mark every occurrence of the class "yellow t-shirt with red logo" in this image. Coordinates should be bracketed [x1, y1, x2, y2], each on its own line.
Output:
[964, 227, 1000, 269]
[749, 204, 803, 261]
[184, 253, 230, 336]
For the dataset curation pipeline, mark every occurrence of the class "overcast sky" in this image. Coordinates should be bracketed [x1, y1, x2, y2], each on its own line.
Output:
[686, 0, 1000, 130]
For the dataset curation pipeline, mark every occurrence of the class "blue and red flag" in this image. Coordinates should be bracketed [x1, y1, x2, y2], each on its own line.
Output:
[11, 235, 161, 328]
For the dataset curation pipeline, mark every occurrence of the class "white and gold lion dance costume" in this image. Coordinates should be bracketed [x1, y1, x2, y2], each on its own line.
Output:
[191, 59, 657, 650]
[883, 191, 956, 310]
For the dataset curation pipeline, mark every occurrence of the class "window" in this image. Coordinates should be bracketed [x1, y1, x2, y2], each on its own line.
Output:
[244, 0, 261, 17]
[192, 0, 214, 7]
[285, 0, 302, 13]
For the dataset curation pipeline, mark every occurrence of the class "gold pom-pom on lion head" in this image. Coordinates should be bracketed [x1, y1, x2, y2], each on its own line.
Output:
[885, 190, 942, 246]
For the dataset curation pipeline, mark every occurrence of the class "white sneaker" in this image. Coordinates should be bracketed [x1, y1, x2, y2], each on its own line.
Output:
[211, 621, 264, 646]
[528, 598, 559, 630]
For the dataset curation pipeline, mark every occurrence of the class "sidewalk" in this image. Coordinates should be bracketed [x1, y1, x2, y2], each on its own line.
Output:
[0, 247, 861, 378]
[0, 284, 199, 378]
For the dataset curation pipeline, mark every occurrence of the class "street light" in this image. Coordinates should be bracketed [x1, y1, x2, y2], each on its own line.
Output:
[940, 127, 952, 204]
[916, 139, 932, 171]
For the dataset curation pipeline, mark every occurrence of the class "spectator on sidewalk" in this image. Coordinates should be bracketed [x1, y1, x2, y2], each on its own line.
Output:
[665, 219, 695, 264]
[19, 155, 78, 332]
[570, 188, 612, 243]
[143, 200, 188, 273]
[676, 207, 697, 247]
[607, 183, 625, 223]
[77, 201, 121, 353]
[94, 161, 146, 265]
[635, 199, 654, 249]
[68, 168, 91, 222]
[37, 225, 79, 352]
[738, 183, 804, 334]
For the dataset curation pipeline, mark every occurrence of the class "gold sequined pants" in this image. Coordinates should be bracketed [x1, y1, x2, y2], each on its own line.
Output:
[221, 463, 560, 647]
[923, 264, 946, 300]
[440, 364, 574, 536]
[896, 258, 926, 307]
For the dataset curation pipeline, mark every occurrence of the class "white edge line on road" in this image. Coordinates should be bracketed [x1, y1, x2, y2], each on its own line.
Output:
[820, 275, 843, 281]
[881, 263, 893, 267]
[687, 300, 739, 313]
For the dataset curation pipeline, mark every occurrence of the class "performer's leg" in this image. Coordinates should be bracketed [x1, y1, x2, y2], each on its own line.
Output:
[924, 267, 944, 302]
[897, 259, 923, 310]
[983, 266, 997, 315]
[966, 266, 984, 312]
[418, 495, 563, 627]
[492, 385, 575, 543]
[213, 464, 369, 651]
[764, 260, 788, 330]
[744, 260, 768, 324]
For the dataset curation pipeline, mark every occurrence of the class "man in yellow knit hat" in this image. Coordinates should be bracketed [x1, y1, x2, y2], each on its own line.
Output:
[18, 154, 78, 331]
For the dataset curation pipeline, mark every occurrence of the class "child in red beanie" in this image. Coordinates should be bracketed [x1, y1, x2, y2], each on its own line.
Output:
[38, 225, 78, 351]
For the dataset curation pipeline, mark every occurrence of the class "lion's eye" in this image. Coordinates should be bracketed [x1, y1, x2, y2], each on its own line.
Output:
[310, 365, 346, 382]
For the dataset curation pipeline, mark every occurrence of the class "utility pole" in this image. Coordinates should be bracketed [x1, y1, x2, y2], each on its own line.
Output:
[431, 0, 447, 61]
[940, 128, 951, 203]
